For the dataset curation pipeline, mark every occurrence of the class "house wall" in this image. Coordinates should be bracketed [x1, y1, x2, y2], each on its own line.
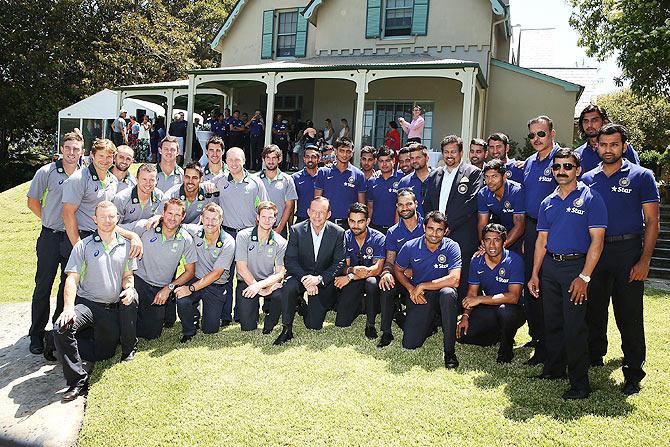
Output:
[486, 64, 578, 151]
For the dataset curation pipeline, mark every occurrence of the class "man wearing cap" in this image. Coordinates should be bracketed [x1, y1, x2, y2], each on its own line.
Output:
[112, 109, 128, 147]
[159, 161, 214, 224]
[528, 148, 607, 400]
[457, 223, 525, 363]
[377, 190, 425, 347]
[333, 203, 385, 339]
[110, 145, 136, 193]
[582, 123, 659, 396]
[246, 110, 265, 170]
[27, 131, 84, 355]
[175, 203, 235, 342]
[314, 137, 366, 229]
[367, 147, 404, 234]
[124, 198, 197, 339]
[257, 145, 298, 238]
[235, 201, 287, 333]
[292, 144, 322, 224]
[113, 163, 164, 224]
[52, 201, 138, 401]
[156, 136, 184, 193]
[397, 143, 430, 216]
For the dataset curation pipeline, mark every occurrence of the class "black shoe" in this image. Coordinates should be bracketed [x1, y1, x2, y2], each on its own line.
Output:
[273, 326, 293, 346]
[180, 335, 193, 344]
[590, 357, 605, 367]
[622, 380, 641, 396]
[365, 325, 378, 340]
[496, 347, 513, 364]
[444, 352, 459, 369]
[562, 387, 590, 400]
[163, 322, 175, 329]
[522, 340, 536, 348]
[62, 383, 88, 402]
[220, 320, 231, 328]
[262, 327, 273, 335]
[533, 372, 567, 380]
[29, 334, 44, 355]
[377, 332, 393, 348]
[525, 354, 545, 366]
[121, 348, 137, 362]
[43, 331, 57, 362]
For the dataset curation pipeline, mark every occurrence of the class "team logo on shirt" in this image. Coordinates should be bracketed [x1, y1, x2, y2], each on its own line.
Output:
[544, 167, 552, 176]
[344, 176, 356, 188]
[499, 267, 506, 276]
[435, 254, 449, 269]
[59, 179, 65, 185]
[171, 242, 179, 252]
[619, 177, 630, 187]
[457, 184, 468, 194]
[573, 198, 584, 208]
[150, 236, 158, 243]
[496, 267, 509, 283]
[197, 241, 204, 247]
[129, 208, 135, 214]
[366, 246, 374, 256]
[93, 250, 100, 257]
[504, 201, 512, 209]
[275, 181, 284, 190]
[505, 170, 512, 178]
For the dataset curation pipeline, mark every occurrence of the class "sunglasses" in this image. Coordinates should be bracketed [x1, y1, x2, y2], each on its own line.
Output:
[205, 191, 221, 198]
[527, 130, 548, 139]
[551, 162, 576, 171]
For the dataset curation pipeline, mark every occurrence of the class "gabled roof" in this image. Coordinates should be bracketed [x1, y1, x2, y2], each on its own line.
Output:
[490, 59, 584, 100]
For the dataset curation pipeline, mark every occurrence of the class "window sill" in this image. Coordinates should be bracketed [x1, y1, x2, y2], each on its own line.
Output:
[376, 35, 416, 45]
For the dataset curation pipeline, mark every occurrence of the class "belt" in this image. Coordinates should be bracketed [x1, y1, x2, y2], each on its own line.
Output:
[42, 225, 65, 234]
[80, 297, 119, 309]
[605, 233, 641, 243]
[548, 252, 585, 262]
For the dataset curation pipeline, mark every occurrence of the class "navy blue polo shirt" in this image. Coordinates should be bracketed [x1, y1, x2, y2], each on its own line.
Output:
[468, 249, 524, 295]
[367, 171, 404, 227]
[272, 122, 288, 141]
[576, 141, 640, 174]
[249, 119, 264, 136]
[523, 145, 559, 219]
[504, 160, 525, 185]
[344, 227, 386, 267]
[385, 215, 424, 253]
[396, 236, 462, 287]
[212, 120, 226, 138]
[477, 180, 526, 231]
[228, 118, 245, 135]
[537, 182, 608, 254]
[292, 168, 322, 219]
[397, 171, 429, 217]
[581, 160, 659, 236]
[314, 163, 366, 220]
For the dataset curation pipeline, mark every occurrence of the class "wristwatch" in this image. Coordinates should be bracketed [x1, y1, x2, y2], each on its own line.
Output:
[578, 273, 591, 283]
[168, 283, 176, 291]
[317, 275, 324, 285]
[188, 284, 196, 293]
[347, 273, 354, 281]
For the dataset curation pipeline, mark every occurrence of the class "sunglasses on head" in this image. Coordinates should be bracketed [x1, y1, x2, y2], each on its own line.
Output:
[551, 162, 576, 171]
[528, 130, 548, 139]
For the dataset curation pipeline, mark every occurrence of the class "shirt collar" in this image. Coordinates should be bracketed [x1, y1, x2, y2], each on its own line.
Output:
[259, 169, 283, 181]
[156, 163, 183, 176]
[400, 214, 423, 232]
[178, 184, 206, 201]
[88, 163, 110, 182]
[227, 171, 250, 183]
[92, 230, 125, 248]
[197, 226, 226, 248]
[131, 186, 157, 204]
[251, 225, 276, 245]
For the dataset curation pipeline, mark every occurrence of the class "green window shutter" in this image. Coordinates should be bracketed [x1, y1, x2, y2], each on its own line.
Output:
[411, 0, 429, 36]
[295, 8, 308, 57]
[261, 10, 275, 59]
[365, 0, 382, 39]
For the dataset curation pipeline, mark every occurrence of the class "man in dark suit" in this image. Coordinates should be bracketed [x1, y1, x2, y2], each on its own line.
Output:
[424, 135, 483, 298]
[274, 196, 346, 345]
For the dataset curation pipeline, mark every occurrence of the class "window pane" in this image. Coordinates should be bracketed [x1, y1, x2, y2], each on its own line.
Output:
[276, 11, 297, 57]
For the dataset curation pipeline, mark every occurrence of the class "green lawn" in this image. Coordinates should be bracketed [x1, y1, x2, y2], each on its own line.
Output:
[2, 182, 669, 446]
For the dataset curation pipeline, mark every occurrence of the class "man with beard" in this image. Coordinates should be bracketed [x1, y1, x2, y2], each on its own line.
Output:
[424, 135, 483, 299]
[27, 130, 84, 355]
[397, 147, 414, 176]
[581, 124, 659, 395]
[156, 136, 184, 193]
[528, 148, 607, 400]
[113, 163, 164, 224]
[333, 203, 385, 338]
[109, 145, 136, 193]
[575, 105, 640, 173]
[377, 190, 425, 347]
[360, 146, 377, 181]
[367, 147, 404, 234]
[487, 133, 524, 184]
[397, 144, 430, 216]
[395, 211, 462, 368]
[292, 144, 322, 223]
[468, 138, 488, 169]
[476, 159, 525, 254]
[257, 144, 298, 237]
[159, 161, 213, 224]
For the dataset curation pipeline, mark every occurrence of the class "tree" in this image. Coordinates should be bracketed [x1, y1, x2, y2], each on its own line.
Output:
[569, 0, 670, 97]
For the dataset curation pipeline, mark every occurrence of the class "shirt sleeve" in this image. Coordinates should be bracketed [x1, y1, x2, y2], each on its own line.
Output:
[508, 253, 525, 285]
[447, 241, 462, 271]
[234, 231, 249, 263]
[477, 190, 488, 214]
[587, 191, 608, 228]
[61, 172, 85, 206]
[257, 178, 269, 203]
[182, 235, 199, 265]
[626, 144, 641, 164]
[639, 169, 660, 203]
[536, 199, 550, 232]
[285, 176, 298, 201]
[64, 240, 86, 274]
[27, 166, 48, 201]
[384, 229, 398, 253]
[314, 169, 325, 191]
[372, 234, 386, 260]
[395, 243, 411, 269]
[366, 178, 375, 203]
[126, 255, 139, 272]
[356, 171, 367, 193]
[467, 256, 481, 285]
[213, 236, 235, 272]
[275, 239, 287, 268]
[410, 116, 424, 132]
[512, 185, 526, 214]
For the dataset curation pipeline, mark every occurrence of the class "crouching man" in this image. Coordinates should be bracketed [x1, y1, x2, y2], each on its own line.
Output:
[53, 201, 138, 402]
[456, 223, 526, 363]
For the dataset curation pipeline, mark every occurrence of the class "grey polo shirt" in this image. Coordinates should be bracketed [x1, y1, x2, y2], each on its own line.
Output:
[234, 226, 287, 281]
[159, 184, 214, 224]
[125, 220, 197, 287]
[257, 170, 298, 225]
[202, 163, 228, 182]
[182, 224, 236, 284]
[27, 159, 76, 231]
[112, 169, 137, 193]
[211, 171, 268, 230]
[112, 117, 125, 133]
[156, 163, 184, 193]
[62, 164, 118, 232]
[113, 186, 164, 224]
[65, 232, 138, 304]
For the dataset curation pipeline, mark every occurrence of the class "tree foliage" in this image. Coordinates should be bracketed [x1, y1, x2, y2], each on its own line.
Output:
[569, 0, 670, 97]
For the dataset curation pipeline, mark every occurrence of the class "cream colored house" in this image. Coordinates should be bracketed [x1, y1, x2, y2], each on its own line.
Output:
[118, 0, 583, 161]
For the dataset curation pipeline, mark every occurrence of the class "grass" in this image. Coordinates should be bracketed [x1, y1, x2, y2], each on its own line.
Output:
[2, 182, 669, 446]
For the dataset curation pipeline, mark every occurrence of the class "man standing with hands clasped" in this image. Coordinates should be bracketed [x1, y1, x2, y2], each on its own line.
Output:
[528, 148, 607, 400]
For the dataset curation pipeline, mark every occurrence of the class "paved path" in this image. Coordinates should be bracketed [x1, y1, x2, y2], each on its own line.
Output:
[0, 301, 84, 447]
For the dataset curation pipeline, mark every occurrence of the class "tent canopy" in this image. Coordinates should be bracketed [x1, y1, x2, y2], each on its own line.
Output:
[58, 89, 165, 120]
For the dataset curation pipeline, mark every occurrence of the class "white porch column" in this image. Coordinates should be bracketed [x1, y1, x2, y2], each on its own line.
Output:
[353, 70, 368, 165]
[460, 68, 477, 158]
[116, 91, 123, 116]
[264, 73, 277, 146]
[185, 75, 196, 161]
[228, 88, 235, 110]
[166, 89, 174, 129]
[476, 85, 486, 138]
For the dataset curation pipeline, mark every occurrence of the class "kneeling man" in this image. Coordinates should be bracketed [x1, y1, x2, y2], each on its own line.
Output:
[456, 223, 525, 363]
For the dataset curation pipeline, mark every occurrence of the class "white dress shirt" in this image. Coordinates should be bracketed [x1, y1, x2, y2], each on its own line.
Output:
[310, 223, 325, 262]
[438, 165, 460, 213]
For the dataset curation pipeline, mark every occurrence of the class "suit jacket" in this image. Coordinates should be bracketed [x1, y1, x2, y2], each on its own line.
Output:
[284, 220, 346, 285]
[423, 163, 483, 252]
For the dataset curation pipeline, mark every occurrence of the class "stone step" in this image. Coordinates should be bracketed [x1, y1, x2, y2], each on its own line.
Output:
[651, 257, 670, 269]
[648, 266, 670, 280]
[654, 238, 670, 249]
[653, 247, 670, 258]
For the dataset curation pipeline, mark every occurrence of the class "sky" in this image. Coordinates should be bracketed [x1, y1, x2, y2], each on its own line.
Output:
[508, 0, 624, 94]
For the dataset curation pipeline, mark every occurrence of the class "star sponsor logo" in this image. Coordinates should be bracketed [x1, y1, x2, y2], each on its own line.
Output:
[611, 185, 632, 194]
[566, 206, 585, 215]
